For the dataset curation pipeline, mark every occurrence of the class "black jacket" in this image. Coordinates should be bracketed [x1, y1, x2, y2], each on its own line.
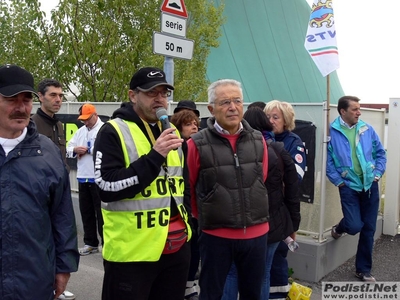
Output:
[31, 108, 69, 172]
[0, 121, 79, 300]
[266, 141, 300, 243]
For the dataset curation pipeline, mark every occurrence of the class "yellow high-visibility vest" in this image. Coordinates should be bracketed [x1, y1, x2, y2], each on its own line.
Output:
[101, 118, 191, 262]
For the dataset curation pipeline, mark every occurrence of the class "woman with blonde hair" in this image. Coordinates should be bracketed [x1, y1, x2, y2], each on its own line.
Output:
[264, 100, 305, 181]
[264, 100, 306, 300]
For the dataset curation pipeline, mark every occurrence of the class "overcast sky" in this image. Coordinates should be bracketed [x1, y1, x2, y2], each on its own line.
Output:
[40, 0, 399, 103]
[325, 0, 400, 103]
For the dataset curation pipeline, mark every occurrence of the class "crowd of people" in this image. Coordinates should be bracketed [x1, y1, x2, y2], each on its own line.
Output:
[0, 64, 386, 300]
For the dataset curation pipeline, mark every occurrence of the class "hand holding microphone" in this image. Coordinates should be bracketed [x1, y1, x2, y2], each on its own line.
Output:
[154, 108, 183, 157]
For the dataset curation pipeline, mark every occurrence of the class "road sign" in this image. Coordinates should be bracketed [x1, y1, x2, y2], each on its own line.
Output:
[153, 32, 194, 60]
[161, 13, 187, 37]
[160, 0, 188, 19]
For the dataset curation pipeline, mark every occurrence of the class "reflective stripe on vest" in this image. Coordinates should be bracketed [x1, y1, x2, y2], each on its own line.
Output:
[102, 118, 191, 262]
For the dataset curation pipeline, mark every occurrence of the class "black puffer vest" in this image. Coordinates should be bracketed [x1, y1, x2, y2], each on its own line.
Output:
[191, 118, 269, 230]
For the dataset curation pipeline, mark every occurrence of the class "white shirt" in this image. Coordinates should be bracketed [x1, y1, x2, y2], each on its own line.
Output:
[214, 120, 243, 135]
[0, 128, 27, 156]
[67, 118, 104, 179]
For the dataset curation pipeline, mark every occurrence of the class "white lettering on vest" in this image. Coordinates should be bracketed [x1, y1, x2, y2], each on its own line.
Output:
[95, 151, 139, 192]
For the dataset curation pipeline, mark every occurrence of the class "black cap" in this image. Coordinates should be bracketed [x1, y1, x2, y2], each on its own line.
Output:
[0, 64, 37, 97]
[173, 100, 200, 117]
[129, 67, 174, 92]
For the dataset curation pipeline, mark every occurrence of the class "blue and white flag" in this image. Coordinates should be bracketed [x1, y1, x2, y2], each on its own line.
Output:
[304, 0, 339, 77]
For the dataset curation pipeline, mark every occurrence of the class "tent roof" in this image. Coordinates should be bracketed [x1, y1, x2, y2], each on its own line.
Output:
[206, 0, 344, 104]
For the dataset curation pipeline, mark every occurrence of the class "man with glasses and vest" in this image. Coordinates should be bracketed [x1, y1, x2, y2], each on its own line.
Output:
[94, 67, 192, 300]
[187, 79, 270, 300]
[67, 103, 104, 256]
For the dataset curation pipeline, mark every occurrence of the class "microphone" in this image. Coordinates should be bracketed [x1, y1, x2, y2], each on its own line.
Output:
[156, 107, 178, 151]
[156, 108, 171, 131]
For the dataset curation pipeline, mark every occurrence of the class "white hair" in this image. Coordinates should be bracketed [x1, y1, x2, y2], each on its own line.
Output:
[207, 79, 243, 104]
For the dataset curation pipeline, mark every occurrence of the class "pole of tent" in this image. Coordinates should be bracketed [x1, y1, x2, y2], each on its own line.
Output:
[318, 74, 330, 243]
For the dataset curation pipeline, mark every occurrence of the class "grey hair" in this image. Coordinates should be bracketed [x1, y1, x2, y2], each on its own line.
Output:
[207, 79, 243, 104]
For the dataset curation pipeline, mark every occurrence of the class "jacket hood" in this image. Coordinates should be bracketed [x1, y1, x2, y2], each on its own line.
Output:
[111, 102, 154, 136]
[26, 120, 39, 142]
[111, 102, 138, 121]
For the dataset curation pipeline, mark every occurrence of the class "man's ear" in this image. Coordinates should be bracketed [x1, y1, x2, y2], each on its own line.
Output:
[38, 92, 44, 103]
[207, 104, 214, 116]
[128, 90, 136, 104]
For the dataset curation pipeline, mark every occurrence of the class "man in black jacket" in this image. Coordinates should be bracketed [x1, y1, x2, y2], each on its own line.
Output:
[32, 79, 75, 299]
[31, 79, 70, 173]
[31, 79, 75, 300]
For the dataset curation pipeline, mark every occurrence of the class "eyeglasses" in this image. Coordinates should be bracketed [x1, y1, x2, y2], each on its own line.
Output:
[266, 114, 280, 121]
[142, 89, 172, 98]
[215, 98, 243, 107]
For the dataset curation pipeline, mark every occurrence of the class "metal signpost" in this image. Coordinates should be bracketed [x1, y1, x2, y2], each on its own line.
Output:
[154, 0, 194, 104]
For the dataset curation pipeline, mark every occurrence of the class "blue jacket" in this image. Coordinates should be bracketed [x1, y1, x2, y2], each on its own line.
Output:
[275, 131, 306, 182]
[327, 117, 386, 192]
[0, 121, 79, 300]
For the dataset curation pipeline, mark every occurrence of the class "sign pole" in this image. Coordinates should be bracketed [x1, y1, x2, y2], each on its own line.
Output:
[164, 56, 174, 114]
[156, 0, 193, 115]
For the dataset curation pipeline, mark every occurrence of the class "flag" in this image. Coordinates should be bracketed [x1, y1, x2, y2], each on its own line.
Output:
[304, 0, 339, 77]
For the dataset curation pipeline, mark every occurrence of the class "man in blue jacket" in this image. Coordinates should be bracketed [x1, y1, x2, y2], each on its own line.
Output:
[0, 64, 79, 300]
[327, 95, 386, 283]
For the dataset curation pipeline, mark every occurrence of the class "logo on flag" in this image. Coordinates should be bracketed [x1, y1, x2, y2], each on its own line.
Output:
[304, 0, 339, 77]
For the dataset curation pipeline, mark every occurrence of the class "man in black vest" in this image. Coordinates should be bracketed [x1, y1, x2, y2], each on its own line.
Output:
[187, 79, 270, 300]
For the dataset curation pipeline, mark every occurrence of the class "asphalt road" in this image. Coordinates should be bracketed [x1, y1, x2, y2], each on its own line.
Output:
[67, 234, 400, 299]
[69, 192, 400, 299]
[66, 237, 103, 300]
[298, 234, 400, 299]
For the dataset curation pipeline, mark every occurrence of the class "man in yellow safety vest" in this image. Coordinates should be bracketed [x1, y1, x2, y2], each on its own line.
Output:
[94, 67, 192, 300]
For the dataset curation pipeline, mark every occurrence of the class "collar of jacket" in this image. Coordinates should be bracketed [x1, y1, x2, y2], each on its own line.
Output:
[35, 107, 59, 125]
[206, 117, 253, 135]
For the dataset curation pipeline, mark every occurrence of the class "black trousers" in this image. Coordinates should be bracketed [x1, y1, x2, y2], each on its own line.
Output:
[78, 182, 103, 246]
[187, 218, 200, 281]
[102, 242, 191, 300]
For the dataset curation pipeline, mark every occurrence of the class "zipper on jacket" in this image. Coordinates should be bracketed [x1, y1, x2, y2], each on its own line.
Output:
[234, 152, 246, 233]
[234, 153, 239, 168]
